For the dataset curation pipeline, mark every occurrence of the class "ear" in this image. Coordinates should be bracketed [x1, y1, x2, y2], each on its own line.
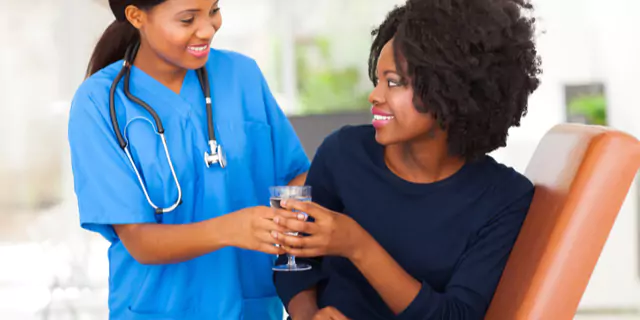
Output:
[124, 5, 145, 29]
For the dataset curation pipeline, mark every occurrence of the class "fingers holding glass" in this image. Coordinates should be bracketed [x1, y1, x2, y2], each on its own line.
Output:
[253, 215, 286, 254]
[269, 185, 313, 272]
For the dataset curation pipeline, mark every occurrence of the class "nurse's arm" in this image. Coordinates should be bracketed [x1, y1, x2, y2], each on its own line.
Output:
[113, 220, 229, 265]
[288, 172, 308, 186]
[111, 172, 306, 266]
[113, 206, 284, 265]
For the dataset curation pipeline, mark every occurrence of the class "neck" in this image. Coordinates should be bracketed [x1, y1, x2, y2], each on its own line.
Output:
[133, 41, 187, 94]
[384, 134, 465, 184]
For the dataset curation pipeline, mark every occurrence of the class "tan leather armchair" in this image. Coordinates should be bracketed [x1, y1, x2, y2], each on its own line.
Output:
[486, 124, 640, 319]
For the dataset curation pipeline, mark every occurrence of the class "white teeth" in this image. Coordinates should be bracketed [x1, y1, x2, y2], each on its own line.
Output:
[189, 45, 208, 52]
[373, 115, 394, 121]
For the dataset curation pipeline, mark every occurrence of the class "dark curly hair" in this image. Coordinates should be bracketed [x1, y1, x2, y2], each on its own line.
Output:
[368, 0, 542, 160]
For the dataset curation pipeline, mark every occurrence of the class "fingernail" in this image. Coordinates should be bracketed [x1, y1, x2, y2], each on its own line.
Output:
[271, 230, 278, 239]
[273, 217, 280, 224]
[297, 213, 306, 221]
[281, 199, 288, 207]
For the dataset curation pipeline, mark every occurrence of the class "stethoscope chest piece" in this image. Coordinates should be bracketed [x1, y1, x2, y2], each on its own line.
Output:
[204, 140, 226, 168]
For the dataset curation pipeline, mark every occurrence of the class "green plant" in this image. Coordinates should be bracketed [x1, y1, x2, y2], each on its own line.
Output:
[295, 37, 370, 115]
[568, 94, 607, 125]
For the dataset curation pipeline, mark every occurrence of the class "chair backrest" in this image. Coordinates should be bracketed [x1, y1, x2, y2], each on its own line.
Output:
[485, 123, 640, 320]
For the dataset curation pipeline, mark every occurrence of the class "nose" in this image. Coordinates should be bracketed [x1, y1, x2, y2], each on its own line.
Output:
[195, 20, 216, 41]
[369, 81, 385, 106]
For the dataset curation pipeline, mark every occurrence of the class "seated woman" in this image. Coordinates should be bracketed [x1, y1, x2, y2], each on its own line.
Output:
[272, 0, 541, 319]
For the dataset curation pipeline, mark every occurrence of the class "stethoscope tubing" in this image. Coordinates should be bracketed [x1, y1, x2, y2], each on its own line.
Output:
[107, 41, 221, 214]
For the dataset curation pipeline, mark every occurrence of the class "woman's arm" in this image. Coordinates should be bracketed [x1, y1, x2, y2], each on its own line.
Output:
[287, 287, 319, 320]
[275, 201, 418, 314]
[272, 128, 344, 318]
[115, 206, 286, 265]
[280, 172, 321, 320]
[350, 233, 421, 314]
[277, 188, 534, 319]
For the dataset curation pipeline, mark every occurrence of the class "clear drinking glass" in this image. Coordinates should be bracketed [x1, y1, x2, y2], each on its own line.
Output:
[270, 185, 312, 272]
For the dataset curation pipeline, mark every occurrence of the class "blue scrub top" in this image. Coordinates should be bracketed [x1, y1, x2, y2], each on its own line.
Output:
[68, 49, 310, 319]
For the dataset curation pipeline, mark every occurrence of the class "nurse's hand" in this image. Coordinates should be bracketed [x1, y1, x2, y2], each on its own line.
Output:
[272, 200, 370, 260]
[226, 206, 288, 255]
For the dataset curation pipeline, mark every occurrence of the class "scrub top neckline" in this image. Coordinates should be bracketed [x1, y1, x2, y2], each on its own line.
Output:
[127, 62, 200, 118]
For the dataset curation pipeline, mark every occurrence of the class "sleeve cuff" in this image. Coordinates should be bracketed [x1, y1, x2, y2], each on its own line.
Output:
[79, 206, 159, 243]
[396, 281, 439, 320]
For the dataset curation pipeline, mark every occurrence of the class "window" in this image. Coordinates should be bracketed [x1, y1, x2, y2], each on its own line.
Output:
[215, 0, 406, 115]
[564, 83, 608, 126]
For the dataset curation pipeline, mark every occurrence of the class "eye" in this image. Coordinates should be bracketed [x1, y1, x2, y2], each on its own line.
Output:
[210, 8, 221, 15]
[180, 16, 195, 24]
[387, 79, 402, 88]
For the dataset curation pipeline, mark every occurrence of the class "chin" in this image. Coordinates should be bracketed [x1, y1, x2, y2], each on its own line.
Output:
[184, 59, 208, 70]
[175, 53, 209, 70]
[374, 129, 399, 146]
[374, 125, 430, 146]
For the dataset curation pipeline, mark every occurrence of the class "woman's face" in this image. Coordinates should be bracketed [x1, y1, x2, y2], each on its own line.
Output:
[129, 0, 222, 70]
[369, 39, 439, 146]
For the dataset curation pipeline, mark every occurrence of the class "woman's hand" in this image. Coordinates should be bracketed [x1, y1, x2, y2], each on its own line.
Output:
[311, 306, 350, 320]
[273, 200, 370, 259]
[224, 206, 286, 255]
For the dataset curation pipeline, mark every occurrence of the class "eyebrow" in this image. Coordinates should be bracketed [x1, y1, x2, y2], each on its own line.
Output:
[177, 0, 219, 14]
[382, 70, 399, 76]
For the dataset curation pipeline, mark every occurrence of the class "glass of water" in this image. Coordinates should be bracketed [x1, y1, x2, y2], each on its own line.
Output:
[270, 185, 312, 272]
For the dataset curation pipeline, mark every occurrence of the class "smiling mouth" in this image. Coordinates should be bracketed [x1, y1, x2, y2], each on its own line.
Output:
[187, 44, 209, 52]
[373, 115, 395, 121]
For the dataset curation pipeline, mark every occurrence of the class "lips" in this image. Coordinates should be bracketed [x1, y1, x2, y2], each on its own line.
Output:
[187, 44, 210, 58]
[371, 107, 395, 129]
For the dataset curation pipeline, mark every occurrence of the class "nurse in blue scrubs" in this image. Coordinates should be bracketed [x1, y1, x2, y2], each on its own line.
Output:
[67, 0, 309, 319]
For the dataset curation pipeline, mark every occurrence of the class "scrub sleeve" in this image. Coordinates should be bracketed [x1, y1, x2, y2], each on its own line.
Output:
[68, 89, 155, 243]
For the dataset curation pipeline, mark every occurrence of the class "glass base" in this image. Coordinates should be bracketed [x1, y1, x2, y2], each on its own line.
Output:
[272, 263, 312, 272]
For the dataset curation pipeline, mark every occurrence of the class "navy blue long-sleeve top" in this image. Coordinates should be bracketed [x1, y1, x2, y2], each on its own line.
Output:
[274, 125, 534, 320]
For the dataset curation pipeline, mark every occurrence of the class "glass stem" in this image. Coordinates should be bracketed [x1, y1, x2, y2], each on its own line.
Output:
[288, 254, 296, 267]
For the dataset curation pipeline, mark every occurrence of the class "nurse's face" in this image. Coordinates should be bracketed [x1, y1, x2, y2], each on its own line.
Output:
[132, 0, 222, 70]
[369, 39, 441, 146]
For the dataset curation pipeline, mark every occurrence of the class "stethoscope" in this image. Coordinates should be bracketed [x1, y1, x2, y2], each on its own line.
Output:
[109, 41, 225, 214]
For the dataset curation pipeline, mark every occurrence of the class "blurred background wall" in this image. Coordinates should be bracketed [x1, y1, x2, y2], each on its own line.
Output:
[0, 0, 639, 318]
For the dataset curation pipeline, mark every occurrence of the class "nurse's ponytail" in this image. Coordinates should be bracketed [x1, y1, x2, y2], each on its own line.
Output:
[85, 20, 139, 77]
